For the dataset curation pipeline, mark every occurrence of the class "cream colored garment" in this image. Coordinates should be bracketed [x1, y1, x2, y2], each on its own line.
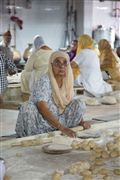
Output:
[21, 49, 53, 94]
[98, 39, 120, 81]
[48, 51, 74, 114]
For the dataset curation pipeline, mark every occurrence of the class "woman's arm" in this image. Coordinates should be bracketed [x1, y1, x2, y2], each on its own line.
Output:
[36, 101, 76, 138]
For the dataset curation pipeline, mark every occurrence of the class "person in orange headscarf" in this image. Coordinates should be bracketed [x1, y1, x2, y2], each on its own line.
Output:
[98, 39, 120, 82]
[16, 51, 90, 138]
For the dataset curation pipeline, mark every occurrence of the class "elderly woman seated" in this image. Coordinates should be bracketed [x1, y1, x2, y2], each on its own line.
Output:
[15, 51, 90, 138]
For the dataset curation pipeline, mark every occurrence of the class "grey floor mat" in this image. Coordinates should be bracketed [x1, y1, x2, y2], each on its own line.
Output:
[92, 113, 120, 122]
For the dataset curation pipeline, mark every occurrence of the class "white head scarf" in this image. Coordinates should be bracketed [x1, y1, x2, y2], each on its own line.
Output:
[33, 35, 45, 50]
[48, 51, 74, 114]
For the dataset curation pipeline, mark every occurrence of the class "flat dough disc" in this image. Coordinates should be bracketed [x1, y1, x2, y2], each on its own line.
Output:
[77, 132, 101, 139]
[42, 143, 72, 154]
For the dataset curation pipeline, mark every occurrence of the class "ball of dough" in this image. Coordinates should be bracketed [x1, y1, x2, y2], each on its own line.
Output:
[94, 146, 105, 153]
[98, 168, 109, 175]
[110, 149, 119, 157]
[82, 175, 93, 180]
[113, 169, 120, 175]
[106, 142, 115, 151]
[71, 140, 81, 150]
[52, 170, 64, 180]
[80, 170, 92, 176]
[103, 175, 113, 180]
[112, 131, 120, 137]
[95, 158, 104, 165]
[101, 151, 109, 159]
[88, 140, 96, 149]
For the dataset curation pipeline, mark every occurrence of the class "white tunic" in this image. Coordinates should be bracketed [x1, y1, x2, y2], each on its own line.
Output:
[75, 49, 112, 97]
[21, 49, 53, 94]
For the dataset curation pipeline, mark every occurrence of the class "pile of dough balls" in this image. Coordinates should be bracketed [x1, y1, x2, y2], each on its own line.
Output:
[52, 161, 92, 180]
[52, 170, 64, 180]
[71, 139, 97, 151]
[90, 131, 120, 161]
[89, 132, 120, 179]
[51, 131, 120, 180]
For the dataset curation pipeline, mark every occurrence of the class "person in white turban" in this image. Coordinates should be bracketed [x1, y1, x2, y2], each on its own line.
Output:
[21, 35, 53, 94]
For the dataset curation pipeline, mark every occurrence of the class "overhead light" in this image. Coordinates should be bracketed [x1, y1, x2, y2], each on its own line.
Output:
[44, 7, 60, 11]
[96, 6, 108, 10]
[6, 5, 23, 9]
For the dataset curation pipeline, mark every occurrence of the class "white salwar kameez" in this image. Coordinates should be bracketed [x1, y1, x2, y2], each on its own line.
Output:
[74, 49, 112, 97]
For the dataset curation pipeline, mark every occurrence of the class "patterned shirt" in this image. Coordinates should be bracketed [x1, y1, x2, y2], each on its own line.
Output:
[0, 41, 13, 60]
[0, 53, 17, 94]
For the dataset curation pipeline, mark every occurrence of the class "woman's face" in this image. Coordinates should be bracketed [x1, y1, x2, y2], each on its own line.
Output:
[52, 57, 68, 77]
[71, 40, 78, 51]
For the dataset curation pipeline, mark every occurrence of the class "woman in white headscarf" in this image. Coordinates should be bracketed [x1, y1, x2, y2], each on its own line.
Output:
[33, 35, 45, 51]
[21, 35, 53, 94]
[16, 51, 90, 137]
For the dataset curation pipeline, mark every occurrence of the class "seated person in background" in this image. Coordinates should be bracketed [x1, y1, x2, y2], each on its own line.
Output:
[98, 39, 120, 82]
[15, 51, 90, 138]
[0, 30, 13, 60]
[21, 35, 53, 94]
[67, 40, 78, 61]
[0, 52, 17, 103]
[67, 40, 80, 81]
[71, 34, 112, 97]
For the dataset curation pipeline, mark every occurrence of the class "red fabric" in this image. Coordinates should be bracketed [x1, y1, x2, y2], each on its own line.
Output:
[10, 16, 23, 29]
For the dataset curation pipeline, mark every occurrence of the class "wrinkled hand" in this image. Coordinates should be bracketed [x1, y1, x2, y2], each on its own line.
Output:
[80, 121, 91, 129]
[61, 127, 76, 138]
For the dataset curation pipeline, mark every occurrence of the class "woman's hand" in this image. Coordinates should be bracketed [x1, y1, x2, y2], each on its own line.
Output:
[79, 120, 91, 129]
[61, 127, 76, 138]
[37, 101, 76, 138]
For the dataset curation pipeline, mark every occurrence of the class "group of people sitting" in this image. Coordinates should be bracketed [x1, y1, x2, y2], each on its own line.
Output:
[0, 30, 120, 138]
[21, 34, 120, 96]
[15, 34, 120, 138]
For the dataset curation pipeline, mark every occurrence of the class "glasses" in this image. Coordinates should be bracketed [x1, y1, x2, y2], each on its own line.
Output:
[52, 60, 69, 68]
